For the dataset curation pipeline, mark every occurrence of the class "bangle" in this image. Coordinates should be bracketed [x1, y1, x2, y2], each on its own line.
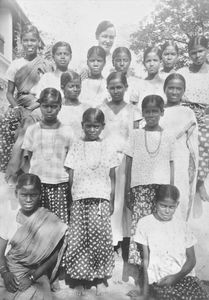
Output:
[0, 265, 9, 275]
[28, 274, 36, 283]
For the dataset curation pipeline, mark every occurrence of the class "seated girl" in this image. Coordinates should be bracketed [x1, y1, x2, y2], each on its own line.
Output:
[129, 184, 208, 300]
[0, 173, 67, 300]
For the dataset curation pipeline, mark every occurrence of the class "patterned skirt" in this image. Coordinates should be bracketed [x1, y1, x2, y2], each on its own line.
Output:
[128, 184, 159, 265]
[0, 107, 20, 172]
[182, 102, 209, 182]
[41, 182, 70, 224]
[65, 198, 114, 286]
[149, 276, 209, 300]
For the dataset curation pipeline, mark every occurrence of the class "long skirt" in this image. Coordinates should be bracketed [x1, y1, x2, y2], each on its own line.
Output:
[0, 107, 20, 172]
[183, 102, 209, 182]
[65, 198, 114, 287]
[122, 184, 159, 284]
[41, 182, 70, 224]
[149, 276, 209, 300]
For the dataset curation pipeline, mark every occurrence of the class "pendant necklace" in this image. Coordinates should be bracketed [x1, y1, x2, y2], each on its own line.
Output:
[144, 129, 162, 157]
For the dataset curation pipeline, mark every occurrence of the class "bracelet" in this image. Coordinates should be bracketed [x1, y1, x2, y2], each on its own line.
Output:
[28, 274, 36, 283]
[0, 265, 9, 275]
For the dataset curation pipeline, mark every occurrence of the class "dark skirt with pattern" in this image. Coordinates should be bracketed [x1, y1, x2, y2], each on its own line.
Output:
[65, 198, 114, 287]
[149, 276, 209, 300]
[0, 108, 20, 172]
[182, 102, 209, 182]
[41, 182, 71, 224]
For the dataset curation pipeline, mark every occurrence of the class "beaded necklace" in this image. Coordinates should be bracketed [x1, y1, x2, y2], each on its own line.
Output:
[144, 129, 162, 157]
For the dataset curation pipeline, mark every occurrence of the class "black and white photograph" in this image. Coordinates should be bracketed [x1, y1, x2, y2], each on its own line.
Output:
[0, 0, 209, 299]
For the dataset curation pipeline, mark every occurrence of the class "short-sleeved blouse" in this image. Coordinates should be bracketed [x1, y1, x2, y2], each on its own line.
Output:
[64, 139, 119, 201]
[22, 123, 74, 184]
[100, 103, 142, 153]
[178, 67, 209, 105]
[79, 77, 107, 107]
[58, 103, 89, 139]
[134, 214, 196, 283]
[125, 128, 174, 186]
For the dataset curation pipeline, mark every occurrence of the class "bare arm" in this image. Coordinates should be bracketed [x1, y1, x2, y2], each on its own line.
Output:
[170, 160, 174, 185]
[158, 246, 196, 286]
[18, 239, 64, 291]
[0, 237, 19, 293]
[109, 167, 116, 215]
[124, 155, 133, 209]
[6, 81, 17, 107]
[142, 244, 149, 298]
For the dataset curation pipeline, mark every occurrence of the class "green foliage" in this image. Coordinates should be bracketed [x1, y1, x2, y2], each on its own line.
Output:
[130, 0, 209, 67]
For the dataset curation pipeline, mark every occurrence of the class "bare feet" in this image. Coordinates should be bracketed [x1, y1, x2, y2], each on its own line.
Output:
[96, 283, 106, 296]
[197, 181, 209, 202]
[75, 285, 85, 296]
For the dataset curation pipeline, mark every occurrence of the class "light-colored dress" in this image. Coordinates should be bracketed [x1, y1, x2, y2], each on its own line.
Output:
[100, 103, 141, 245]
[160, 106, 198, 220]
[58, 103, 89, 139]
[34, 71, 63, 97]
[79, 77, 107, 107]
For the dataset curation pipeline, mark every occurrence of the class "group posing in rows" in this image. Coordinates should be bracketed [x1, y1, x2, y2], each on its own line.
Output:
[0, 20, 209, 299]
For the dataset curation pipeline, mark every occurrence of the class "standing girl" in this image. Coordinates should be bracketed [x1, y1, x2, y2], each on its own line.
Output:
[79, 46, 107, 107]
[59, 70, 89, 138]
[138, 46, 165, 110]
[64, 108, 118, 296]
[0, 24, 52, 173]
[160, 41, 179, 80]
[131, 184, 208, 300]
[112, 47, 141, 104]
[179, 36, 209, 202]
[35, 41, 72, 97]
[22, 88, 74, 224]
[161, 73, 198, 220]
[100, 71, 141, 248]
[5, 41, 72, 182]
[124, 95, 175, 276]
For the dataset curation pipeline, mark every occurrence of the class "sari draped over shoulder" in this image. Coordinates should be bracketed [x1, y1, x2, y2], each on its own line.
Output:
[160, 106, 198, 220]
[14, 56, 53, 107]
[0, 207, 67, 300]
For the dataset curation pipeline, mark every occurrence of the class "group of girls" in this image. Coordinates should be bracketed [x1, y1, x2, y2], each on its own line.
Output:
[0, 20, 209, 300]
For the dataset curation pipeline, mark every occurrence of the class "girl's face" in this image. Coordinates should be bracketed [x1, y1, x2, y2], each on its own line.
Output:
[17, 184, 40, 216]
[22, 32, 39, 58]
[162, 46, 178, 69]
[155, 197, 178, 221]
[53, 46, 71, 71]
[113, 52, 131, 73]
[40, 97, 61, 123]
[63, 79, 81, 100]
[82, 116, 104, 141]
[107, 78, 127, 102]
[97, 27, 116, 54]
[165, 78, 185, 105]
[87, 54, 105, 77]
[189, 45, 208, 66]
[142, 102, 163, 129]
[144, 52, 161, 75]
